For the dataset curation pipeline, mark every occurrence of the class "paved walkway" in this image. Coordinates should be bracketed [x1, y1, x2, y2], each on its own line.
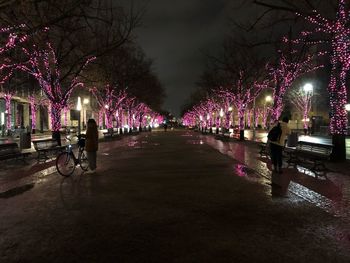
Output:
[0, 131, 350, 262]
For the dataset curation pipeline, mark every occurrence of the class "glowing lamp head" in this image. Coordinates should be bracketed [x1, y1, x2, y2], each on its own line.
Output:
[219, 109, 224, 117]
[265, 95, 272, 103]
[345, 104, 350, 112]
[105, 105, 109, 109]
[76, 97, 82, 111]
[199, 115, 203, 121]
[303, 83, 313, 93]
[228, 107, 233, 112]
[207, 114, 210, 120]
[83, 98, 89, 105]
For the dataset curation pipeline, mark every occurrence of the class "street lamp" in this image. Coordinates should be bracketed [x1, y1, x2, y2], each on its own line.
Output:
[264, 95, 272, 129]
[76, 96, 82, 134]
[345, 104, 350, 112]
[265, 95, 272, 103]
[82, 98, 89, 130]
[303, 83, 313, 94]
[303, 83, 313, 134]
[219, 108, 224, 134]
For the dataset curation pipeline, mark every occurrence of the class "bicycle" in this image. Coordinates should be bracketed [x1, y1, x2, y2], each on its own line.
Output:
[56, 135, 89, 177]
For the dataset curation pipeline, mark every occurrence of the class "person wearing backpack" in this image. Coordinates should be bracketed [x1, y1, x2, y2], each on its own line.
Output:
[268, 116, 291, 173]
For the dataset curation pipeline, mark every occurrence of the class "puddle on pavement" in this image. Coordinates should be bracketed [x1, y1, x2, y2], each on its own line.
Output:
[234, 164, 260, 178]
[0, 183, 34, 198]
[0, 165, 57, 196]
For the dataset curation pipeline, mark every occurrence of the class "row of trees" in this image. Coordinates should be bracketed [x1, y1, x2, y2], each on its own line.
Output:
[183, 0, 350, 160]
[0, 0, 165, 138]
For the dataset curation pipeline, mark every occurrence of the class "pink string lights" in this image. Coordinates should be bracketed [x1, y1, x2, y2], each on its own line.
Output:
[296, 0, 349, 134]
[17, 42, 94, 131]
[90, 86, 127, 129]
[268, 51, 321, 122]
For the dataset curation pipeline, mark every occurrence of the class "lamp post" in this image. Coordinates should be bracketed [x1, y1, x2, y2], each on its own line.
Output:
[82, 98, 89, 130]
[265, 95, 272, 129]
[303, 83, 313, 134]
[252, 98, 256, 141]
[76, 97, 82, 135]
[219, 108, 224, 134]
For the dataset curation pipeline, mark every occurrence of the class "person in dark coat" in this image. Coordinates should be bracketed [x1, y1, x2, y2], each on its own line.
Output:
[85, 119, 98, 173]
[269, 117, 291, 173]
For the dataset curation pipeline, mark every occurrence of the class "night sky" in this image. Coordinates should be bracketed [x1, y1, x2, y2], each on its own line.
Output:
[134, 0, 252, 117]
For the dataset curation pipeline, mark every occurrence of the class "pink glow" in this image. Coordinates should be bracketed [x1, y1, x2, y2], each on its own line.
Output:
[90, 86, 127, 129]
[290, 89, 312, 129]
[296, 0, 349, 134]
[269, 52, 321, 122]
[17, 42, 94, 131]
[3, 92, 12, 130]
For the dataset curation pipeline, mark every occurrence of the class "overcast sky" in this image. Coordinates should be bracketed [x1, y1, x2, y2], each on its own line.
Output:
[133, 0, 240, 116]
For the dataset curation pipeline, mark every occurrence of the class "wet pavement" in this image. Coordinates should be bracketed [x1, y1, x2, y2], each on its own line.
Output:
[0, 130, 350, 262]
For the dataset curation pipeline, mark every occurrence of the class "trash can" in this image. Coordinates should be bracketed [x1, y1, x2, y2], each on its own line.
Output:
[287, 132, 298, 147]
[20, 131, 31, 149]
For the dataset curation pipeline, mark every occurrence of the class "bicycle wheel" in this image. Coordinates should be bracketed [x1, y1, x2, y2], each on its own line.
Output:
[56, 152, 76, 177]
[79, 150, 89, 171]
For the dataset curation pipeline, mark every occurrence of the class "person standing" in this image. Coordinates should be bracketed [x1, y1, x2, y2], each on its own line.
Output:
[269, 116, 291, 173]
[85, 119, 98, 174]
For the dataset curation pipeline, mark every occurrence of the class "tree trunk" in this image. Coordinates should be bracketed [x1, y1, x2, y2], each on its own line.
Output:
[52, 131, 61, 146]
[50, 102, 62, 132]
[331, 134, 346, 161]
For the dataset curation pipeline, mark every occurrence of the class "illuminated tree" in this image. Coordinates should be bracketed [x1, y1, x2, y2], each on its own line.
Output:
[289, 88, 312, 130]
[254, 0, 350, 159]
[0, 91, 13, 130]
[90, 85, 127, 129]
[218, 72, 268, 140]
[268, 49, 321, 122]
[28, 93, 47, 133]
[17, 42, 94, 134]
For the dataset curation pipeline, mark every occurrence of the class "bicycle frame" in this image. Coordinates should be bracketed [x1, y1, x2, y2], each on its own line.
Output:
[65, 137, 84, 165]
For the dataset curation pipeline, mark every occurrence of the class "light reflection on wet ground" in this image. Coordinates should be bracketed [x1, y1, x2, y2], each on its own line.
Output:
[186, 139, 204, 145]
[0, 165, 57, 195]
[200, 133, 350, 221]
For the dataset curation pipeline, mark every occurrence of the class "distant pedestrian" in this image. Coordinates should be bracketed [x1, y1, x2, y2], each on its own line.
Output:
[308, 122, 312, 135]
[269, 117, 291, 173]
[85, 119, 99, 174]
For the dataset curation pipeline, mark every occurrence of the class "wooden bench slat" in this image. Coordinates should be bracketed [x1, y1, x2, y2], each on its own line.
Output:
[32, 139, 65, 162]
[293, 141, 334, 174]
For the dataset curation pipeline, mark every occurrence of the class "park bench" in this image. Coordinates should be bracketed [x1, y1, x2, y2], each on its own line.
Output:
[285, 141, 333, 174]
[32, 138, 65, 162]
[215, 132, 231, 141]
[0, 143, 31, 162]
[103, 128, 120, 138]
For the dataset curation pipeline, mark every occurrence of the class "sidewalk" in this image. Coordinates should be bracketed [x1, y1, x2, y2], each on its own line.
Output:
[0, 130, 148, 193]
[1, 130, 349, 262]
[201, 131, 350, 221]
